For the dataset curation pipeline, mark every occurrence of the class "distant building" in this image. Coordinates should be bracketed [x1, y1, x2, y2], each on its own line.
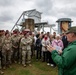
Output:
[56, 18, 73, 34]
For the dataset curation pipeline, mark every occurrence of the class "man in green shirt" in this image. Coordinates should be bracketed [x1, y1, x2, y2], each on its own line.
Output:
[47, 26, 76, 75]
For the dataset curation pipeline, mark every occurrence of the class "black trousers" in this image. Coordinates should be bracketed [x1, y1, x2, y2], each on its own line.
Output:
[36, 46, 42, 59]
[50, 52, 56, 66]
[42, 51, 47, 62]
[31, 44, 35, 57]
[46, 51, 51, 63]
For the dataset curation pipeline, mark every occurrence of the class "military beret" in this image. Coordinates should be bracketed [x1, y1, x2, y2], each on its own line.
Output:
[0, 30, 4, 32]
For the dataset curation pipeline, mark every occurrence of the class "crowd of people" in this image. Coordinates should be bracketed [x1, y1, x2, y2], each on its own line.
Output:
[0, 29, 69, 74]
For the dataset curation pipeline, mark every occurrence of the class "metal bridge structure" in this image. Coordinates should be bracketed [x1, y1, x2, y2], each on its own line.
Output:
[11, 9, 56, 33]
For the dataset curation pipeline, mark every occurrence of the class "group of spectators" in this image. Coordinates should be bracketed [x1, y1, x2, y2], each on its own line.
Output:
[35, 31, 68, 67]
[0, 29, 69, 74]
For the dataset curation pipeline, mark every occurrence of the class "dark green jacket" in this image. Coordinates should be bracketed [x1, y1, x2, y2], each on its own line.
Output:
[51, 40, 76, 75]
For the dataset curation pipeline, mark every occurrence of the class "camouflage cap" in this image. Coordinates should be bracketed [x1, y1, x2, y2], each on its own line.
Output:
[65, 26, 76, 34]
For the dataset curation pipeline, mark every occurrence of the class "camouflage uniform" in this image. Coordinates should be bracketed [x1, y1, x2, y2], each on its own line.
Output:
[26, 36, 32, 64]
[0, 30, 5, 74]
[21, 35, 32, 66]
[11, 34, 20, 63]
[18, 34, 24, 64]
[30, 35, 35, 58]
[2, 35, 12, 67]
[0, 35, 5, 69]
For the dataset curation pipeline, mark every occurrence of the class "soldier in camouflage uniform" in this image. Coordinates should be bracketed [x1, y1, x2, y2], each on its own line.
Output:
[18, 32, 24, 64]
[0, 30, 4, 74]
[21, 31, 32, 67]
[29, 32, 35, 58]
[11, 29, 20, 63]
[2, 32, 12, 68]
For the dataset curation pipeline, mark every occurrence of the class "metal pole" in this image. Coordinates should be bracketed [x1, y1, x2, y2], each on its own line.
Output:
[11, 12, 24, 31]
[42, 24, 44, 32]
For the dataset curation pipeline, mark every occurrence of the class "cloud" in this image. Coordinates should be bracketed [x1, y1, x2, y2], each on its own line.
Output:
[0, 11, 13, 23]
[0, 0, 76, 31]
[0, 0, 14, 7]
[34, 0, 53, 15]
[51, 0, 76, 17]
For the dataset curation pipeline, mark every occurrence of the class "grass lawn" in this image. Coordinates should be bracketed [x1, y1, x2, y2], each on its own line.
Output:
[3, 58, 58, 75]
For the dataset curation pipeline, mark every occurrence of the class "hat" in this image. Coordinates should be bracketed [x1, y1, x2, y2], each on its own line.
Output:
[13, 31, 17, 34]
[24, 29, 30, 32]
[0, 30, 4, 32]
[13, 29, 19, 33]
[0, 30, 2, 32]
[65, 26, 76, 34]
[0, 30, 4, 35]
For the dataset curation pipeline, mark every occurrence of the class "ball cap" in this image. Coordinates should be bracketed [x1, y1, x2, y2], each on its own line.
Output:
[65, 26, 76, 34]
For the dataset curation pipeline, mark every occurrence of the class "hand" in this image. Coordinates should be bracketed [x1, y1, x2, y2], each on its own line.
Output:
[27, 42, 30, 44]
[58, 50, 62, 54]
[45, 46, 47, 49]
[13, 45, 18, 48]
[47, 45, 56, 52]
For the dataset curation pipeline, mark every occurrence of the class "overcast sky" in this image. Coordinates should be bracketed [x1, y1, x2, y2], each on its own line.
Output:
[0, 0, 76, 31]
